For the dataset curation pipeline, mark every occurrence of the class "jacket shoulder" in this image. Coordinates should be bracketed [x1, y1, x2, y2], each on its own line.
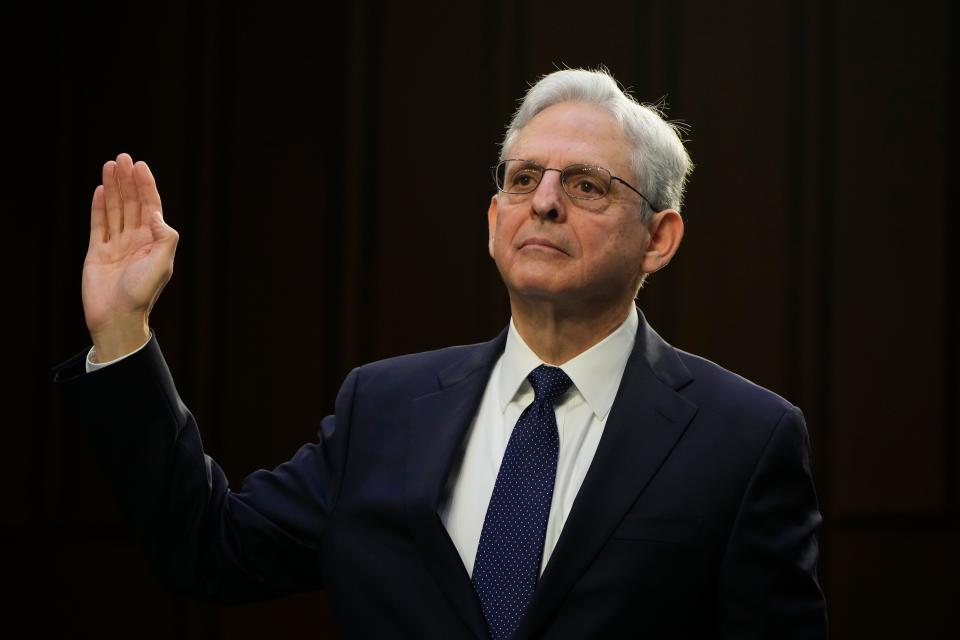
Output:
[675, 349, 798, 425]
[351, 339, 497, 397]
[358, 341, 486, 374]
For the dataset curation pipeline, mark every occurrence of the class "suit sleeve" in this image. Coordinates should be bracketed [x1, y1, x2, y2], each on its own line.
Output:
[53, 335, 355, 603]
[717, 406, 828, 638]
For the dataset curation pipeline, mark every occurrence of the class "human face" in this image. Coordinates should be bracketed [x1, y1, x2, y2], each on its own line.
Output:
[488, 102, 652, 315]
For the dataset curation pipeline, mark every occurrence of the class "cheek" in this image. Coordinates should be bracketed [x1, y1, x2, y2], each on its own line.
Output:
[493, 212, 521, 257]
[591, 226, 647, 274]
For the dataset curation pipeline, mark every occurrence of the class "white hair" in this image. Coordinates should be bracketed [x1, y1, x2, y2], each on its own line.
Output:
[500, 68, 693, 219]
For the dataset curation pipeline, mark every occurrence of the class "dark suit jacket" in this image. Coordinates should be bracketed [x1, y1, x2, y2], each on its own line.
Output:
[54, 312, 827, 638]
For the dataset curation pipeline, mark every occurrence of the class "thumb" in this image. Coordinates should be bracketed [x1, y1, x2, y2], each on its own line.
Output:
[147, 209, 180, 253]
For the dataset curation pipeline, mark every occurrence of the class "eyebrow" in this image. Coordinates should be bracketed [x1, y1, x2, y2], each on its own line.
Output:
[511, 157, 617, 170]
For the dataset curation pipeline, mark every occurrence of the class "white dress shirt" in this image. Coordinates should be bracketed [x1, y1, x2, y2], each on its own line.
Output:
[85, 337, 151, 372]
[86, 308, 639, 578]
[439, 307, 638, 576]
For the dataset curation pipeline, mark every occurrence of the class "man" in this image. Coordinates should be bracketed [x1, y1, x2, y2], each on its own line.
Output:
[55, 68, 827, 638]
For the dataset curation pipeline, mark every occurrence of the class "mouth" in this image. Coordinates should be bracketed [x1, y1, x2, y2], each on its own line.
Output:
[519, 237, 567, 255]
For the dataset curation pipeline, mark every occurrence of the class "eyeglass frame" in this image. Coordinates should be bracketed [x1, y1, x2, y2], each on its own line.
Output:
[491, 158, 660, 212]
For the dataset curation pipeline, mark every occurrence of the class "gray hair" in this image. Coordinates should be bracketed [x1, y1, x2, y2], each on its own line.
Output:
[500, 68, 693, 219]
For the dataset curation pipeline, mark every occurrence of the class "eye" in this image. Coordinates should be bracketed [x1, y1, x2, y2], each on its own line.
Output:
[572, 179, 598, 194]
[564, 167, 609, 198]
[512, 171, 537, 187]
[504, 162, 542, 191]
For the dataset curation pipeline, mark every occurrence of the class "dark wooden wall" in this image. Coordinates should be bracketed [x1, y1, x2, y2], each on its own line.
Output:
[12, 0, 956, 637]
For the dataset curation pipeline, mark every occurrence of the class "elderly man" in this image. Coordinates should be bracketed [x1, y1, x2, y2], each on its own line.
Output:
[56, 69, 827, 638]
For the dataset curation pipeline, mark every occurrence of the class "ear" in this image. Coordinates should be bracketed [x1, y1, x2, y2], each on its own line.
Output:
[640, 209, 684, 274]
[487, 194, 499, 258]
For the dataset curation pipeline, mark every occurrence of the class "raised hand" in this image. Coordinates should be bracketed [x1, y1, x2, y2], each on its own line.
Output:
[82, 153, 180, 362]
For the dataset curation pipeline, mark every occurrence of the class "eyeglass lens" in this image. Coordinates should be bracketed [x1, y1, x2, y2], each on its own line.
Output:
[496, 160, 613, 200]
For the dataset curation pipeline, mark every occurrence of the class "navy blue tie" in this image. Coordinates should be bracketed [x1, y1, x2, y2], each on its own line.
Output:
[472, 364, 573, 640]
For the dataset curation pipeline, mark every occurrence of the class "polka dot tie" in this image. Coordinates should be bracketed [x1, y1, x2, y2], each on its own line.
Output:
[472, 364, 573, 640]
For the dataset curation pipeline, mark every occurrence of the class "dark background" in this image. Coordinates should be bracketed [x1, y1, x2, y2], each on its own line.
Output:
[11, 0, 957, 637]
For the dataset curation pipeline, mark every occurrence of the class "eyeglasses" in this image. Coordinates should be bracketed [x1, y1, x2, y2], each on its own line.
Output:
[492, 159, 658, 211]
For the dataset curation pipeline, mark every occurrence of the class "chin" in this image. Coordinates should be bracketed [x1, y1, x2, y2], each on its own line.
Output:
[503, 268, 568, 295]
[506, 277, 580, 305]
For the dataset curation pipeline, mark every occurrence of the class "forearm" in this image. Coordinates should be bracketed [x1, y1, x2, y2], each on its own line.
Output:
[55, 336, 335, 601]
[55, 337, 253, 599]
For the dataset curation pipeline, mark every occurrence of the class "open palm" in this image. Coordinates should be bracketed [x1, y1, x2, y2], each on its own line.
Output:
[82, 154, 179, 355]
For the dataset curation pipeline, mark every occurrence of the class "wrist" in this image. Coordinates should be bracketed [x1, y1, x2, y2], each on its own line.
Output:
[90, 316, 151, 363]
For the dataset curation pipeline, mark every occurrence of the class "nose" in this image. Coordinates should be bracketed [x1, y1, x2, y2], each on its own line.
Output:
[530, 168, 567, 223]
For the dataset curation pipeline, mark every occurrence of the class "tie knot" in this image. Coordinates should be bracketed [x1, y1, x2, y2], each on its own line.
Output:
[527, 364, 572, 405]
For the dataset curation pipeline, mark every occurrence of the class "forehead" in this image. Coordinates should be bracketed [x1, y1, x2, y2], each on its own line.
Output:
[510, 102, 631, 171]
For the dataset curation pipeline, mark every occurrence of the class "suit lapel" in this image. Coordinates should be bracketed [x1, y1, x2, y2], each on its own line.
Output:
[516, 314, 698, 639]
[406, 330, 507, 640]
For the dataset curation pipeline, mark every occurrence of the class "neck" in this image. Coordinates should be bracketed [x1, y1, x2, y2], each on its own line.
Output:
[509, 296, 634, 365]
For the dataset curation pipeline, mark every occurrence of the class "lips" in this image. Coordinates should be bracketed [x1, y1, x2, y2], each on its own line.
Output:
[519, 237, 567, 254]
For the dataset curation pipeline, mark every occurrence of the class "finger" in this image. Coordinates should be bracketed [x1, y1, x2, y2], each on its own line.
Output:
[133, 161, 163, 221]
[116, 153, 141, 230]
[102, 160, 122, 239]
[147, 209, 179, 252]
[89, 185, 106, 246]
[146, 210, 180, 271]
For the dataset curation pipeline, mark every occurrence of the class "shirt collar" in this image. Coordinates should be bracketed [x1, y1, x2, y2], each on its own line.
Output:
[498, 306, 638, 420]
